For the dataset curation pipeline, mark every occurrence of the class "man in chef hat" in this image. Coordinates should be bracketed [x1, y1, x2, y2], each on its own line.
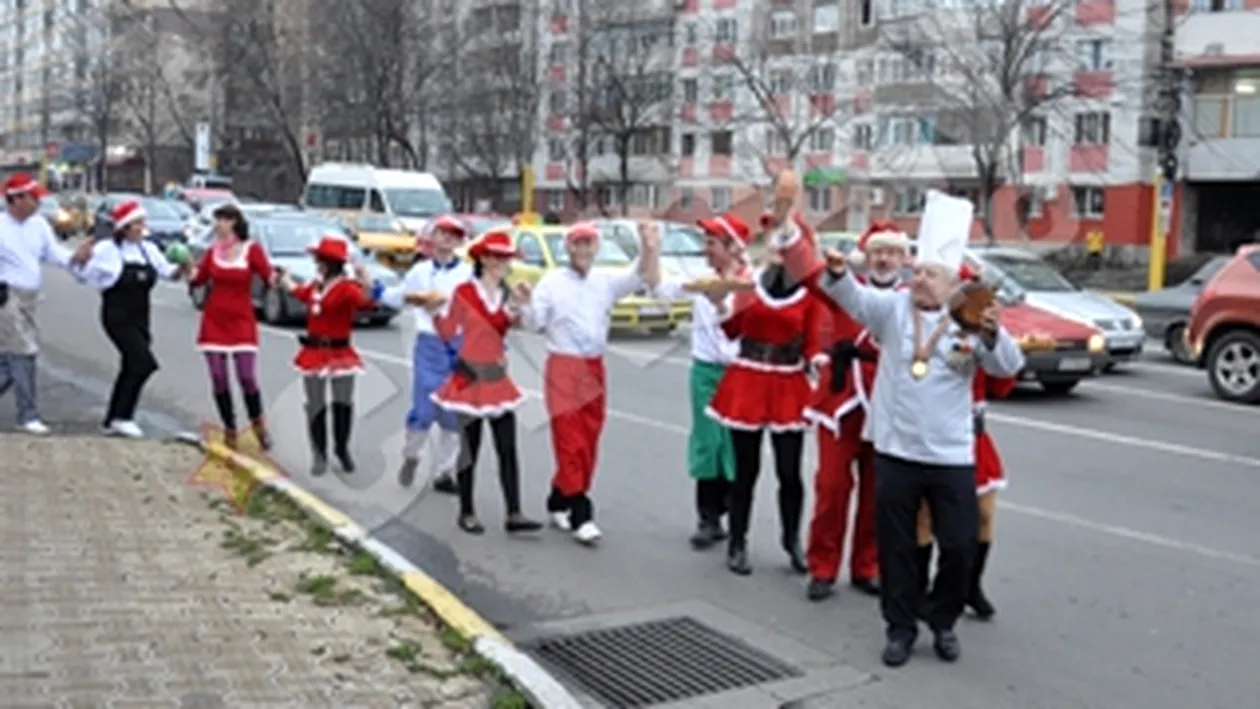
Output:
[770, 189, 1025, 668]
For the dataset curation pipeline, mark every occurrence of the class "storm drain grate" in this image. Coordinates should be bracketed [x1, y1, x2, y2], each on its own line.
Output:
[528, 616, 803, 708]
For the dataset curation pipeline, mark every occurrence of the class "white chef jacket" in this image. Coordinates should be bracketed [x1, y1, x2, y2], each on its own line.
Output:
[652, 278, 738, 365]
[380, 257, 473, 335]
[74, 239, 179, 290]
[0, 212, 72, 290]
[521, 264, 643, 357]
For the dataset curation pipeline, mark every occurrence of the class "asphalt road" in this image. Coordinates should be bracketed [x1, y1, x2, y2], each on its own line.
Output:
[23, 269, 1260, 709]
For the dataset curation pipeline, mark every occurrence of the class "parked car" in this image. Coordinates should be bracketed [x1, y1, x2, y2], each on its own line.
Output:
[346, 213, 415, 273]
[456, 214, 511, 238]
[967, 246, 1143, 371]
[997, 300, 1108, 395]
[92, 194, 189, 250]
[186, 213, 401, 327]
[594, 219, 710, 280]
[1186, 244, 1260, 403]
[1132, 255, 1230, 364]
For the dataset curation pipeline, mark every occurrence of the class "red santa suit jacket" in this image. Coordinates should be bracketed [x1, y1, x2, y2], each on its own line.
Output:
[191, 241, 274, 352]
[291, 277, 375, 377]
[432, 280, 525, 417]
[974, 369, 1017, 495]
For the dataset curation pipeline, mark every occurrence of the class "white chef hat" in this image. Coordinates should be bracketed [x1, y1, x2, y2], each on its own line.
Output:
[916, 190, 973, 274]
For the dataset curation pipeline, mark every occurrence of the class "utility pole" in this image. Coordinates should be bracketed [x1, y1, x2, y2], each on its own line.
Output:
[1149, 0, 1181, 290]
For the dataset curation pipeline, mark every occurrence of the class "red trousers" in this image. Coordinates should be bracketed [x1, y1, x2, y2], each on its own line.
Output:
[806, 413, 879, 582]
[544, 354, 607, 496]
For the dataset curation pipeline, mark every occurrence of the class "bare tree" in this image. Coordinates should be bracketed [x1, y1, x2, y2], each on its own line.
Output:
[60, 6, 127, 190]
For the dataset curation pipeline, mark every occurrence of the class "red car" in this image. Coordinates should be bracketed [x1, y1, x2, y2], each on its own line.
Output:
[997, 301, 1109, 395]
[1186, 244, 1260, 403]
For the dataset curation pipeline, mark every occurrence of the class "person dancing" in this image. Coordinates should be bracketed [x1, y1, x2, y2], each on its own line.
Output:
[379, 215, 471, 490]
[431, 229, 541, 535]
[189, 204, 276, 448]
[73, 199, 191, 437]
[278, 234, 380, 475]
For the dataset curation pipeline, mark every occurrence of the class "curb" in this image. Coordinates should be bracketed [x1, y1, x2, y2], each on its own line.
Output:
[189, 436, 583, 709]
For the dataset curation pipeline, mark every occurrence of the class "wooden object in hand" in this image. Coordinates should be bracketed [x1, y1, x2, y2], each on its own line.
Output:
[949, 281, 996, 332]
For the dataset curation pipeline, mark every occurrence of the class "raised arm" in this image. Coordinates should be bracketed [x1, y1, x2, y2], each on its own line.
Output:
[607, 263, 645, 301]
[73, 241, 124, 291]
[519, 276, 555, 333]
[817, 269, 900, 341]
[976, 327, 1026, 378]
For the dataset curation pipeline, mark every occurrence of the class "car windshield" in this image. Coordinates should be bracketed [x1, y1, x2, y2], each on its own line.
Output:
[382, 188, 451, 218]
[1190, 256, 1229, 284]
[983, 255, 1078, 292]
[544, 233, 632, 266]
[138, 198, 183, 220]
[261, 219, 361, 257]
[662, 224, 705, 255]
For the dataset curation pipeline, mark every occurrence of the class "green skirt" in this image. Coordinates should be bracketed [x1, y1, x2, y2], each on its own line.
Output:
[688, 360, 735, 482]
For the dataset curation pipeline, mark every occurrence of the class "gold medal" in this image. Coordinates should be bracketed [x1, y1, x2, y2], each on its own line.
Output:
[911, 359, 928, 380]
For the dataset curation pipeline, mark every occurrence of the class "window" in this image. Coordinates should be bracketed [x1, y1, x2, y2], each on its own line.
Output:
[681, 133, 696, 155]
[808, 128, 834, 152]
[853, 124, 873, 150]
[808, 63, 836, 92]
[894, 187, 925, 215]
[1024, 192, 1044, 219]
[549, 42, 568, 63]
[765, 129, 787, 155]
[546, 190, 564, 213]
[1076, 38, 1113, 72]
[715, 17, 738, 42]
[1022, 116, 1047, 146]
[548, 90, 567, 114]
[681, 78, 698, 102]
[813, 3, 840, 33]
[712, 73, 734, 100]
[368, 190, 386, 213]
[769, 69, 792, 94]
[1073, 112, 1110, 144]
[517, 232, 546, 266]
[679, 187, 694, 209]
[860, 0, 874, 25]
[1190, 0, 1243, 12]
[1072, 186, 1105, 218]
[304, 184, 366, 210]
[711, 186, 732, 211]
[807, 186, 831, 212]
[769, 10, 797, 39]
[683, 22, 698, 44]
[710, 130, 733, 155]
[547, 138, 566, 161]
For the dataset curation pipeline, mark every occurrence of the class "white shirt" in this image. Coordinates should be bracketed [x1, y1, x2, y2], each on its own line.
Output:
[380, 257, 472, 335]
[653, 278, 738, 365]
[0, 211, 72, 291]
[522, 264, 643, 357]
[74, 239, 180, 290]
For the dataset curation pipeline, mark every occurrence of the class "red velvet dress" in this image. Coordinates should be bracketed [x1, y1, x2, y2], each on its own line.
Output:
[291, 277, 374, 377]
[191, 241, 273, 352]
[974, 370, 1017, 495]
[705, 271, 826, 431]
[432, 280, 525, 417]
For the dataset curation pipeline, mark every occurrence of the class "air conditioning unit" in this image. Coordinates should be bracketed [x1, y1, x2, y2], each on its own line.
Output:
[1037, 184, 1058, 201]
[1204, 42, 1224, 57]
[869, 187, 886, 206]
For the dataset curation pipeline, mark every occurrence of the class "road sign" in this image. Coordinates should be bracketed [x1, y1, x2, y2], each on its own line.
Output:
[1159, 179, 1174, 236]
[194, 122, 212, 171]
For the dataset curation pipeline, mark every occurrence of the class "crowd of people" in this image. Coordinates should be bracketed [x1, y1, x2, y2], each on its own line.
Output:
[0, 169, 1026, 667]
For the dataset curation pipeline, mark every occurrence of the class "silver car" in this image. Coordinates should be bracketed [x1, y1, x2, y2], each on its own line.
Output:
[593, 219, 712, 280]
[968, 247, 1144, 370]
[1131, 256, 1229, 364]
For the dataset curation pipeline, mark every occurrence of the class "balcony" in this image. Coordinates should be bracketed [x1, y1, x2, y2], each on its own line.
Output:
[1176, 9, 1260, 67]
[1187, 93, 1260, 179]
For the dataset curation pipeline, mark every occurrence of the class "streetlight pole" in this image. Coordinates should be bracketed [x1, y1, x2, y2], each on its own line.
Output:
[1149, 0, 1181, 291]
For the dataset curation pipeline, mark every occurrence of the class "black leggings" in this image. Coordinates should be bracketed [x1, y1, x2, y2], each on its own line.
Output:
[457, 412, 523, 518]
[102, 316, 158, 425]
[728, 429, 805, 547]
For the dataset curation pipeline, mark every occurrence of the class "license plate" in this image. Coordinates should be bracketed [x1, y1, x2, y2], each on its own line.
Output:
[1058, 357, 1091, 372]
[639, 305, 667, 317]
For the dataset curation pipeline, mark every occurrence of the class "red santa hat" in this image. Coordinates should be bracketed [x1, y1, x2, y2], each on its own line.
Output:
[307, 233, 351, 262]
[429, 214, 469, 239]
[110, 199, 147, 230]
[697, 212, 751, 247]
[565, 221, 600, 244]
[958, 262, 981, 282]
[847, 221, 910, 267]
[3, 173, 48, 198]
[468, 229, 521, 260]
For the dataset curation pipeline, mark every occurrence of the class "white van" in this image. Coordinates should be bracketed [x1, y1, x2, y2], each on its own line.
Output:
[301, 163, 453, 232]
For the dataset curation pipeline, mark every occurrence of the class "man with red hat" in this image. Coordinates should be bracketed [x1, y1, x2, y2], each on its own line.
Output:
[803, 220, 912, 602]
[650, 212, 750, 549]
[516, 221, 661, 545]
[0, 173, 93, 434]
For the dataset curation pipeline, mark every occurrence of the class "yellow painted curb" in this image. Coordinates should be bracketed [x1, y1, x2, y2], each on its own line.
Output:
[401, 571, 507, 643]
[204, 441, 282, 483]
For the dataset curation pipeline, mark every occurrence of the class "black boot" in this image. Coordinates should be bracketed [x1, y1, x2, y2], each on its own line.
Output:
[243, 391, 271, 451]
[966, 541, 995, 620]
[915, 544, 933, 620]
[689, 513, 724, 550]
[306, 406, 327, 476]
[726, 538, 751, 576]
[212, 391, 237, 445]
[331, 402, 355, 473]
[779, 490, 807, 575]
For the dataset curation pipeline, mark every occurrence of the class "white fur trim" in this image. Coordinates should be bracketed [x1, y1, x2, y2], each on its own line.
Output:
[752, 268, 808, 309]
[472, 279, 505, 313]
[864, 229, 909, 251]
[115, 206, 148, 229]
[769, 220, 803, 250]
[730, 357, 804, 374]
[809, 353, 830, 369]
[847, 250, 866, 267]
[973, 400, 987, 414]
[704, 405, 809, 432]
[803, 395, 863, 434]
[976, 479, 1007, 496]
[714, 216, 741, 243]
[294, 365, 365, 378]
[431, 392, 526, 418]
[196, 344, 260, 353]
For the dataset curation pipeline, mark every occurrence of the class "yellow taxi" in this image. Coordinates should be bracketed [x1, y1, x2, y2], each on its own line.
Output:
[463, 224, 692, 333]
[346, 213, 417, 272]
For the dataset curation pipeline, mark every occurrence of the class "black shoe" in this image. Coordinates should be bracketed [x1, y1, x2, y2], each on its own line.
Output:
[458, 516, 485, 535]
[882, 637, 914, 668]
[806, 578, 834, 602]
[967, 541, 996, 620]
[726, 543, 752, 576]
[784, 541, 807, 575]
[689, 518, 723, 550]
[433, 474, 458, 494]
[850, 577, 881, 596]
[398, 458, 418, 487]
[306, 406, 327, 476]
[330, 403, 355, 473]
[334, 449, 355, 473]
[505, 515, 543, 534]
[932, 629, 961, 662]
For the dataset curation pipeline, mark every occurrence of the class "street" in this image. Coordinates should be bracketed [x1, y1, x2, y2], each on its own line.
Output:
[28, 269, 1260, 709]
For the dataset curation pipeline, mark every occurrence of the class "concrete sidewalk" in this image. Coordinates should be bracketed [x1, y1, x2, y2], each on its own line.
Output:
[0, 380, 523, 707]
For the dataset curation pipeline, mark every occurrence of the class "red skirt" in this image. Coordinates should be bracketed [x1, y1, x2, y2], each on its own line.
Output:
[293, 346, 364, 377]
[432, 373, 525, 417]
[975, 431, 1006, 495]
[706, 365, 812, 431]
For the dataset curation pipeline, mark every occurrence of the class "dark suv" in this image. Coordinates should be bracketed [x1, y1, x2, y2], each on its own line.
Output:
[1186, 244, 1260, 403]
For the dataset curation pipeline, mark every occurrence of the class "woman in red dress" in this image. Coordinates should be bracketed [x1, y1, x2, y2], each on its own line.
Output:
[705, 249, 827, 576]
[189, 204, 276, 448]
[432, 230, 541, 535]
[277, 234, 379, 475]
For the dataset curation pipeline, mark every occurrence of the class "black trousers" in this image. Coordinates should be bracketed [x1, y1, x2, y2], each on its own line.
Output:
[102, 316, 158, 425]
[728, 429, 805, 547]
[696, 478, 731, 520]
[457, 412, 523, 518]
[875, 453, 978, 640]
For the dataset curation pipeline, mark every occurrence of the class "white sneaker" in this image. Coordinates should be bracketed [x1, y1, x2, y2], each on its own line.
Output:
[105, 420, 144, 439]
[550, 512, 572, 532]
[573, 521, 602, 545]
[18, 420, 50, 436]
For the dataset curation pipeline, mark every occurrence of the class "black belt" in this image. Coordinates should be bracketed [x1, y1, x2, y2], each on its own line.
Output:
[455, 358, 508, 382]
[739, 339, 803, 366]
[974, 411, 985, 436]
[828, 339, 876, 393]
[299, 335, 350, 348]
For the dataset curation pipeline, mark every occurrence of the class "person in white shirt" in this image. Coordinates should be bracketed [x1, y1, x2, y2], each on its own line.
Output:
[73, 199, 190, 438]
[379, 215, 473, 490]
[649, 212, 751, 550]
[0, 174, 92, 435]
[515, 221, 661, 545]
[773, 190, 1025, 668]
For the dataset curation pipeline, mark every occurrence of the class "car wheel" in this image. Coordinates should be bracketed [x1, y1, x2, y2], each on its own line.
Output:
[262, 288, 287, 325]
[1040, 379, 1080, 396]
[1165, 323, 1193, 365]
[1205, 330, 1260, 404]
[1100, 362, 1117, 373]
[188, 284, 207, 310]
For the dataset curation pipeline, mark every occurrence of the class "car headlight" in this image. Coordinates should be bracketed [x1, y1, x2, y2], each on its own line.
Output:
[1018, 332, 1056, 352]
[1087, 334, 1105, 353]
[1128, 313, 1143, 330]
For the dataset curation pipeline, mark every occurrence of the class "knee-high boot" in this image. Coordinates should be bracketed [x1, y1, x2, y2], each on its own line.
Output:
[966, 541, 995, 620]
[306, 404, 328, 476]
[213, 391, 237, 447]
[778, 485, 806, 574]
[242, 391, 270, 450]
[331, 402, 355, 473]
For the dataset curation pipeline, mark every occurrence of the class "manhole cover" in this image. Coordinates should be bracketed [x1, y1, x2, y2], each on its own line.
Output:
[527, 616, 802, 708]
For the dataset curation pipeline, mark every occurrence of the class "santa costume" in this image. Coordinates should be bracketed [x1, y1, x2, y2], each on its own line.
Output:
[801, 221, 912, 602]
[379, 215, 472, 490]
[521, 221, 650, 545]
[290, 234, 380, 475]
[705, 237, 827, 577]
[188, 202, 275, 447]
[916, 263, 1018, 620]
[432, 230, 540, 535]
